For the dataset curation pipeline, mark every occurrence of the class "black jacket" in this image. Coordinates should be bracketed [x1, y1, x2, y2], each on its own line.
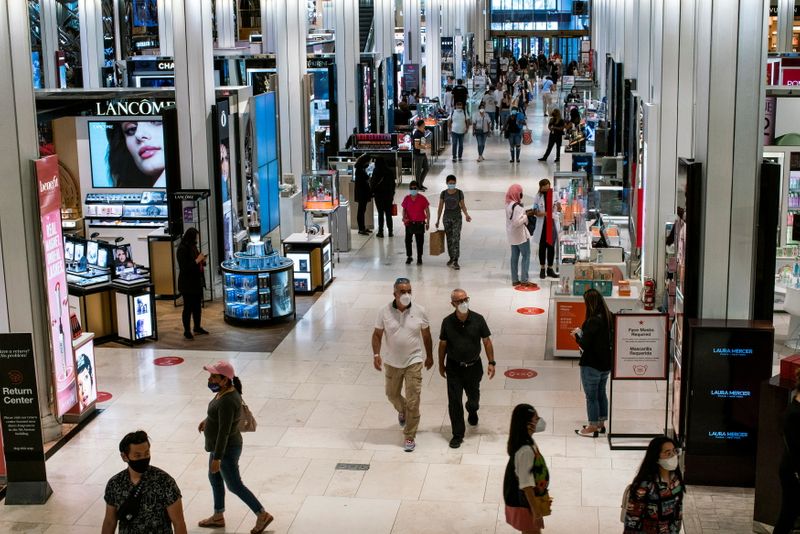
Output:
[577, 314, 613, 372]
[452, 84, 468, 106]
[353, 161, 372, 204]
[177, 241, 204, 295]
[370, 159, 395, 201]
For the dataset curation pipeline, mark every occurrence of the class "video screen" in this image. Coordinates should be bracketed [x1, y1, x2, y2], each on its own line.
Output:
[114, 245, 134, 271]
[64, 237, 75, 262]
[86, 241, 99, 266]
[89, 120, 166, 189]
[96, 245, 111, 269]
[74, 242, 85, 262]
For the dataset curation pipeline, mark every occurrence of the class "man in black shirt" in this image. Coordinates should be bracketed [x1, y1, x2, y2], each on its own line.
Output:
[438, 288, 496, 448]
[452, 79, 469, 108]
[411, 119, 429, 191]
[102, 430, 187, 534]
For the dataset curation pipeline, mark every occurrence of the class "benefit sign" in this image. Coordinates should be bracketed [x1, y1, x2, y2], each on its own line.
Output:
[35, 155, 77, 416]
[613, 314, 669, 380]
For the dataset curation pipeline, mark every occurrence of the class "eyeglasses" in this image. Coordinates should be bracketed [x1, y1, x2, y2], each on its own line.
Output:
[660, 448, 681, 458]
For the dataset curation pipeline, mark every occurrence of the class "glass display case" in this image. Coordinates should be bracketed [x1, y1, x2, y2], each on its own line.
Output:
[302, 170, 339, 211]
[84, 191, 169, 228]
[283, 233, 334, 294]
[221, 240, 295, 323]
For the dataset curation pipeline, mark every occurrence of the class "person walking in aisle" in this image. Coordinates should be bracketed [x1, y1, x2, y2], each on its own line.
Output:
[102, 430, 187, 534]
[540, 77, 554, 116]
[438, 288, 495, 449]
[573, 288, 613, 437]
[503, 404, 551, 534]
[493, 85, 506, 130]
[353, 154, 374, 235]
[411, 119, 429, 191]
[435, 175, 472, 270]
[481, 88, 497, 130]
[505, 184, 533, 287]
[177, 227, 208, 340]
[503, 106, 526, 163]
[623, 436, 685, 534]
[401, 181, 430, 265]
[198, 361, 273, 533]
[473, 104, 492, 162]
[773, 369, 800, 533]
[452, 78, 469, 108]
[498, 91, 512, 133]
[531, 179, 560, 279]
[449, 101, 470, 162]
[372, 277, 434, 452]
[538, 109, 566, 163]
[370, 157, 395, 238]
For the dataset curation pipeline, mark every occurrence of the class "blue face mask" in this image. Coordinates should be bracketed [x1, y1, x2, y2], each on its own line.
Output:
[447, 184, 456, 190]
[410, 190, 418, 196]
[208, 382, 221, 393]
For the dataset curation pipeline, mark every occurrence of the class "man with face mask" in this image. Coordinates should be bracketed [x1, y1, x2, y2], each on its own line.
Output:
[102, 430, 187, 534]
[372, 277, 434, 452]
[438, 288, 496, 449]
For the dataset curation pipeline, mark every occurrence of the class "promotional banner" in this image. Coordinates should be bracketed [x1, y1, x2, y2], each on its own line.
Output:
[0, 333, 51, 503]
[555, 301, 585, 351]
[213, 100, 234, 262]
[613, 314, 669, 379]
[36, 155, 77, 416]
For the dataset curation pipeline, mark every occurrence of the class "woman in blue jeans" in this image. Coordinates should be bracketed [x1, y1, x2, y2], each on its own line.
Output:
[572, 289, 613, 437]
[198, 360, 273, 533]
[505, 184, 534, 287]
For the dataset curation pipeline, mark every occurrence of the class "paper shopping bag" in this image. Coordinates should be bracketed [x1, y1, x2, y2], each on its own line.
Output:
[429, 230, 446, 256]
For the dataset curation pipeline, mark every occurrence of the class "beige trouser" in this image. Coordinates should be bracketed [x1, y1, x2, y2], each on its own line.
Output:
[384, 362, 423, 440]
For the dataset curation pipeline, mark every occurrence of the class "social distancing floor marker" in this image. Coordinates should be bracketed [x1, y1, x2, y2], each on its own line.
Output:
[154, 356, 184, 366]
[516, 307, 545, 315]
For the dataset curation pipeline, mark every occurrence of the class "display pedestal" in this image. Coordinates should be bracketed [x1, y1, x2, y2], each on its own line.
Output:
[67, 286, 116, 342]
[63, 333, 97, 424]
[147, 229, 179, 300]
[113, 283, 157, 345]
[283, 233, 333, 294]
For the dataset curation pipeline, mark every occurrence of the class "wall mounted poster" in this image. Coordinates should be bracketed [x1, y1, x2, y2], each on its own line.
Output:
[613, 314, 669, 379]
[36, 155, 77, 416]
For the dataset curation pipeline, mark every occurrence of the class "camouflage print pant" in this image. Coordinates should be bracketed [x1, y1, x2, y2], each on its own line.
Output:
[443, 215, 462, 261]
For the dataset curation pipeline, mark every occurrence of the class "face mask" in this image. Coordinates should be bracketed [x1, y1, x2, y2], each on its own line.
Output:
[457, 302, 469, 314]
[398, 293, 412, 307]
[126, 457, 150, 474]
[447, 184, 456, 190]
[366, 162, 375, 175]
[410, 190, 418, 197]
[658, 455, 679, 471]
[208, 382, 221, 393]
[535, 417, 547, 433]
[479, 109, 484, 114]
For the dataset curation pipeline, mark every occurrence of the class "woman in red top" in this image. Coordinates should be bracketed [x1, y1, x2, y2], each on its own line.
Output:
[401, 181, 430, 265]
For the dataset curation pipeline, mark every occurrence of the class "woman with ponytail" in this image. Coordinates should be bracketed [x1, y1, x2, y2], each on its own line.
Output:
[197, 361, 273, 533]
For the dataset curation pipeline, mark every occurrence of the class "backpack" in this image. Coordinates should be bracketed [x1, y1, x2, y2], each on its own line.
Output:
[620, 484, 631, 522]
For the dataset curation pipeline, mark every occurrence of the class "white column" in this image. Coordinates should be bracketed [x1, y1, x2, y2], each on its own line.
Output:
[260, 0, 276, 53]
[474, 0, 486, 63]
[335, 0, 360, 147]
[425, 0, 441, 98]
[0, 0, 61, 440]
[78, 0, 104, 88]
[159, 0, 175, 57]
[403, 0, 421, 64]
[40, 0, 59, 88]
[778, 0, 794, 52]
[624, 0, 639, 82]
[374, 0, 394, 61]
[215, 0, 236, 49]
[273, 0, 308, 178]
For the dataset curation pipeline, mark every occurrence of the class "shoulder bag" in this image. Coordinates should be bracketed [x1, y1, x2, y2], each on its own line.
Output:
[238, 399, 257, 433]
[620, 483, 631, 522]
[118, 472, 148, 525]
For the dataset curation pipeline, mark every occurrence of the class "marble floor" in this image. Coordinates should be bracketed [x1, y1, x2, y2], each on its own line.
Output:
[1, 96, 772, 533]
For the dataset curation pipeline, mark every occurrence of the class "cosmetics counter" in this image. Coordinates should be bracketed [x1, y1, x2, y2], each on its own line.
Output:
[221, 240, 296, 324]
[283, 233, 333, 294]
[343, 133, 411, 186]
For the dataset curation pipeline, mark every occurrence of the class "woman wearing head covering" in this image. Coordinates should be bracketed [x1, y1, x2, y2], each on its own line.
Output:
[505, 184, 534, 287]
[177, 228, 207, 339]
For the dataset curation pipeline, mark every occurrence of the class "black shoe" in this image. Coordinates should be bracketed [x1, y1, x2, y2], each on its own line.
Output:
[575, 428, 599, 438]
[388, 232, 394, 237]
[453, 262, 460, 270]
[184, 331, 194, 340]
[417, 258, 423, 265]
[366, 229, 373, 233]
[547, 268, 559, 279]
[358, 230, 370, 235]
[452, 158, 457, 162]
[376, 232, 384, 238]
[449, 436, 463, 449]
[583, 424, 607, 434]
[510, 159, 515, 163]
[446, 259, 454, 266]
[194, 327, 209, 335]
[406, 257, 413, 264]
[554, 159, 560, 163]
[420, 186, 428, 192]
[516, 158, 521, 162]
[467, 412, 478, 426]
[538, 157, 547, 161]
[540, 269, 546, 279]
[458, 158, 462, 161]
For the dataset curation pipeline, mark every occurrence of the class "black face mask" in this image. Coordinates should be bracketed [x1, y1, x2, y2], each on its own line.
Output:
[127, 457, 150, 474]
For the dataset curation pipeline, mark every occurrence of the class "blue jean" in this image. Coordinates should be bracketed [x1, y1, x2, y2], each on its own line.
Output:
[475, 132, 487, 156]
[499, 110, 510, 130]
[451, 132, 464, 159]
[507, 132, 522, 160]
[488, 111, 497, 129]
[580, 366, 610, 425]
[510, 241, 530, 284]
[209, 446, 264, 514]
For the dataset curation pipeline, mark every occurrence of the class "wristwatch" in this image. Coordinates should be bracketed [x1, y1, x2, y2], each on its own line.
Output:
[488, 361, 497, 366]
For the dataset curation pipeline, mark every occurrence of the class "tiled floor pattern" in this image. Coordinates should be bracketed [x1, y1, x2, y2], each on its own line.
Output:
[1, 95, 775, 533]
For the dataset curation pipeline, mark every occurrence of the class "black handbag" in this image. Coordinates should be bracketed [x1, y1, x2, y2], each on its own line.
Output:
[511, 203, 536, 236]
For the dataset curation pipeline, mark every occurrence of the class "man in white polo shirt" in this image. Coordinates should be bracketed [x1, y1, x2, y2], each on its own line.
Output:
[371, 277, 434, 452]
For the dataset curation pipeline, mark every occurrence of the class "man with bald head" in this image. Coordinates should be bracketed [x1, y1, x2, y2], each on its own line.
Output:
[438, 288, 496, 448]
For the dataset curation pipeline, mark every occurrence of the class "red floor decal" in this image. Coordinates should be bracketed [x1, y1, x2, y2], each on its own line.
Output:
[516, 307, 545, 315]
[154, 356, 184, 366]
[505, 369, 538, 379]
[97, 391, 113, 403]
[514, 284, 540, 292]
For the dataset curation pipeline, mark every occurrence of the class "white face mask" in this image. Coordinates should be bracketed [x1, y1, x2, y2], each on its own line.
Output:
[657, 455, 679, 471]
[366, 162, 375, 176]
[534, 417, 546, 433]
[457, 302, 469, 314]
[398, 293, 412, 307]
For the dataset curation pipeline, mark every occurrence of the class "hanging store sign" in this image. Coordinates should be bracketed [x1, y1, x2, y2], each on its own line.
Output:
[613, 314, 669, 380]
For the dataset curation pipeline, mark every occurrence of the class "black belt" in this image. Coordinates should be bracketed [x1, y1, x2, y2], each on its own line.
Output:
[451, 359, 481, 367]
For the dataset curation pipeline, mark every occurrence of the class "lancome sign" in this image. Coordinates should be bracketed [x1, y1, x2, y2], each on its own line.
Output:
[94, 99, 175, 117]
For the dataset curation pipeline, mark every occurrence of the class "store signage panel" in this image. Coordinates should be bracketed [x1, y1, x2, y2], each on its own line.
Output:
[93, 99, 175, 117]
[686, 322, 773, 456]
[36, 156, 77, 416]
[555, 301, 585, 351]
[613, 314, 669, 379]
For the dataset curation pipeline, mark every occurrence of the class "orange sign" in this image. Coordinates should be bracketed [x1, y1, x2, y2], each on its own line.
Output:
[555, 301, 586, 350]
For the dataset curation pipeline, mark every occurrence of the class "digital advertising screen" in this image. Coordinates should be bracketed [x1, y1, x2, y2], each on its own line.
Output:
[86, 241, 98, 266]
[134, 295, 153, 339]
[114, 245, 134, 271]
[88, 120, 166, 189]
[74, 341, 97, 412]
[254, 92, 280, 235]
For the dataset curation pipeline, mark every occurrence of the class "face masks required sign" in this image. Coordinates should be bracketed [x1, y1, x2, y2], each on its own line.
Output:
[613, 313, 669, 380]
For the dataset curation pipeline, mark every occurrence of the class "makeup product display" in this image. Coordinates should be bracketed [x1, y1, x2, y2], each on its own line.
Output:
[302, 170, 339, 211]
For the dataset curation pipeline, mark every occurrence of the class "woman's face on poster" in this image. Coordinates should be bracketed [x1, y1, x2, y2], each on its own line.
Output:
[123, 121, 165, 178]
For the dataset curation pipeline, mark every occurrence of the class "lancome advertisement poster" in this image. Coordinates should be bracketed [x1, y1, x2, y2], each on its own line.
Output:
[36, 155, 77, 416]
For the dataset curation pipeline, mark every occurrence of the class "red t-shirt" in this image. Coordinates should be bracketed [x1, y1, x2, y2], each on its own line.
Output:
[402, 194, 429, 223]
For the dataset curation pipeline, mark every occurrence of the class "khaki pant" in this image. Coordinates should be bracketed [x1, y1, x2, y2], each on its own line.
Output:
[384, 362, 423, 439]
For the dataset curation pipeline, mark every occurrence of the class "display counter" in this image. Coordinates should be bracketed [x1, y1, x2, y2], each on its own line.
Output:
[283, 233, 333, 294]
[549, 282, 643, 357]
[68, 284, 117, 342]
[113, 282, 157, 345]
[221, 241, 296, 324]
[147, 228, 179, 299]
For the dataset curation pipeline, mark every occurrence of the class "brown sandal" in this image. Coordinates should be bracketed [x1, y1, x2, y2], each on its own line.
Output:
[198, 516, 226, 528]
[251, 512, 274, 534]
